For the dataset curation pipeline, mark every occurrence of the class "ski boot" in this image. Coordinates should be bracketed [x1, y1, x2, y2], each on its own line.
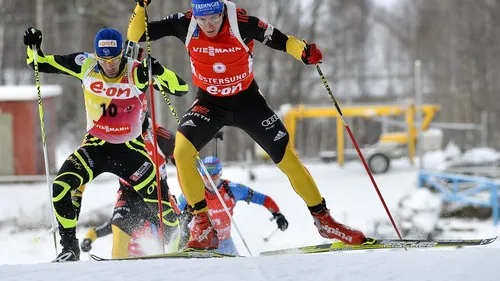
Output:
[184, 211, 219, 250]
[310, 198, 366, 245]
[52, 228, 80, 263]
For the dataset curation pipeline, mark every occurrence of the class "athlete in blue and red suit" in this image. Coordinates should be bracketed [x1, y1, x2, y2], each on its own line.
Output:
[177, 156, 289, 255]
[128, 0, 367, 250]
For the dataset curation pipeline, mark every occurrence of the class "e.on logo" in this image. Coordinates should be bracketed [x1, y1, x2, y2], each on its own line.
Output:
[89, 81, 131, 98]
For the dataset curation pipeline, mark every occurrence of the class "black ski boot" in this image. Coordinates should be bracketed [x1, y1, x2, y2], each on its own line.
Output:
[52, 228, 80, 263]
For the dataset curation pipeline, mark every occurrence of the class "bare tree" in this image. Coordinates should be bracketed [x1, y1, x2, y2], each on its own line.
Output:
[8, 0, 500, 163]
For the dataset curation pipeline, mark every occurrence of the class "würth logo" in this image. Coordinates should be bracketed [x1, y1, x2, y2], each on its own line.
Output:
[191, 105, 209, 115]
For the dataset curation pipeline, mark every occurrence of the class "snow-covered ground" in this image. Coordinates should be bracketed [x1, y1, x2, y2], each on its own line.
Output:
[2, 248, 499, 281]
[1, 152, 499, 280]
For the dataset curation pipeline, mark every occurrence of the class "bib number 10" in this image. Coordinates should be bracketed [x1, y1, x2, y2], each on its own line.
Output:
[207, 83, 242, 96]
[100, 103, 117, 117]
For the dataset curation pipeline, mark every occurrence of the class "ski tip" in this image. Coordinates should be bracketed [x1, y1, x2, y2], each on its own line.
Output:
[482, 236, 497, 245]
[89, 254, 107, 261]
[362, 237, 377, 245]
[181, 247, 207, 252]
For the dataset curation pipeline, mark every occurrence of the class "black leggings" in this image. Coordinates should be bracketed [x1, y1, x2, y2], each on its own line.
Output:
[111, 180, 178, 239]
[177, 80, 289, 163]
[53, 134, 162, 233]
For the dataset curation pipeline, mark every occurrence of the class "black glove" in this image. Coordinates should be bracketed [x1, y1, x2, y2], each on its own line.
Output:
[142, 57, 164, 76]
[138, 48, 144, 61]
[24, 27, 42, 49]
[136, 0, 151, 7]
[273, 211, 288, 231]
[80, 238, 92, 252]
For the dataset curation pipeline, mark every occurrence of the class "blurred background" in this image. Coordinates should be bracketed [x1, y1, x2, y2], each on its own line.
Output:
[3, 0, 500, 166]
[2, 0, 500, 256]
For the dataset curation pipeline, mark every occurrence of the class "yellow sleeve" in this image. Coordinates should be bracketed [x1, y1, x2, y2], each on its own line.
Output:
[132, 60, 188, 95]
[85, 228, 98, 242]
[128, 4, 146, 42]
[285, 36, 306, 62]
[156, 67, 189, 96]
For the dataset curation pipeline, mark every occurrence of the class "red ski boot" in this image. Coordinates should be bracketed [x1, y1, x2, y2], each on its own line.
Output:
[310, 200, 366, 245]
[184, 211, 219, 250]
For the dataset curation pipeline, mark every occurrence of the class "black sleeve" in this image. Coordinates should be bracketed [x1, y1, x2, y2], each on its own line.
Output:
[140, 12, 191, 43]
[156, 127, 176, 165]
[26, 48, 87, 79]
[133, 57, 189, 96]
[94, 219, 113, 238]
[238, 14, 289, 52]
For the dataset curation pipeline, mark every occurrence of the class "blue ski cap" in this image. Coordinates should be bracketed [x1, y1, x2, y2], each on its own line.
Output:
[94, 27, 123, 57]
[191, 0, 224, 17]
[198, 156, 222, 176]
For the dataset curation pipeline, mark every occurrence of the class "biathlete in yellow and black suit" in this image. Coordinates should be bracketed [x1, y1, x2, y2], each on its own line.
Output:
[74, 116, 183, 258]
[23, 26, 188, 262]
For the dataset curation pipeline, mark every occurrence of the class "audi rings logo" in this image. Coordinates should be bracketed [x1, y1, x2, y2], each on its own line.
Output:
[212, 62, 226, 73]
[261, 114, 279, 127]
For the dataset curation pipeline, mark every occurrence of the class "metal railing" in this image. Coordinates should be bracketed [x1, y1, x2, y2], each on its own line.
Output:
[418, 170, 499, 225]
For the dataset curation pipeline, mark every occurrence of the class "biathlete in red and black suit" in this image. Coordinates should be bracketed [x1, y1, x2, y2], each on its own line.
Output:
[128, 0, 367, 250]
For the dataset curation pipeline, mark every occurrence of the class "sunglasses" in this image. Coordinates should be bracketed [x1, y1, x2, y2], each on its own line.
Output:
[96, 54, 122, 65]
[195, 13, 223, 25]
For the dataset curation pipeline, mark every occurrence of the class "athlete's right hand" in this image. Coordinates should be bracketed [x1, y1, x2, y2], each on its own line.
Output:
[80, 238, 93, 252]
[273, 211, 289, 231]
[136, 0, 151, 7]
[24, 27, 42, 48]
[301, 42, 322, 65]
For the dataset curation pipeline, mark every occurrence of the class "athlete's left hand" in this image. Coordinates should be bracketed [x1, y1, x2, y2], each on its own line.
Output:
[301, 42, 322, 65]
[80, 238, 93, 252]
[273, 211, 289, 231]
[136, 0, 151, 7]
[141, 57, 164, 76]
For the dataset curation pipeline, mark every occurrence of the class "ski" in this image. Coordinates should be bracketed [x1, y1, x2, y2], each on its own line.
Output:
[259, 236, 497, 256]
[90, 248, 240, 261]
